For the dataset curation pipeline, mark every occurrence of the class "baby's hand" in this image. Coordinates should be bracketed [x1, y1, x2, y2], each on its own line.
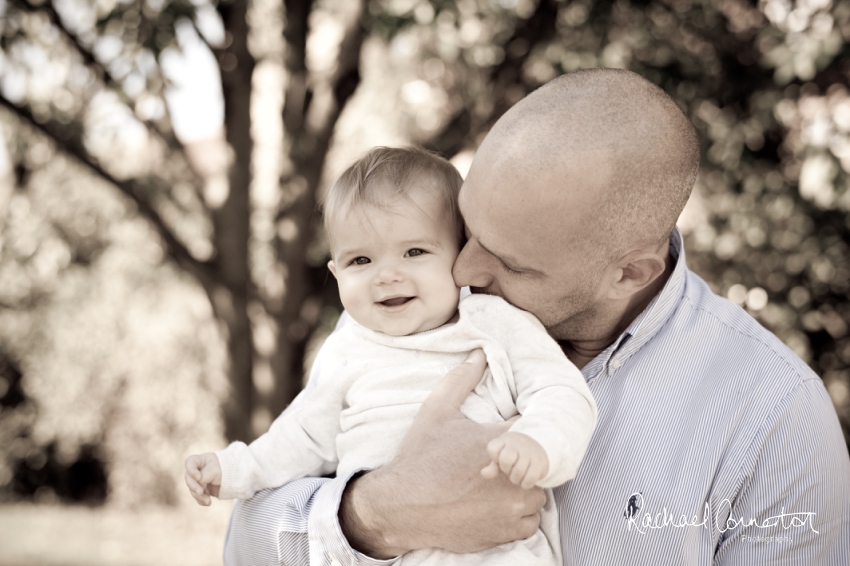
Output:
[184, 453, 222, 506]
[480, 431, 549, 489]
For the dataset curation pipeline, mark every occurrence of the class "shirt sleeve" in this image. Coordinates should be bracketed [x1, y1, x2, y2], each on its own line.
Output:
[223, 471, 398, 566]
[714, 379, 850, 565]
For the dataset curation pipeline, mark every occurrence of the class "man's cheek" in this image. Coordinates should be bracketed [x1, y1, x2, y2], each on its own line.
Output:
[498, 282, 536, 311]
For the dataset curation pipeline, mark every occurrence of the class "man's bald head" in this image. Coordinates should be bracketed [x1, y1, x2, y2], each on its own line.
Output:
[478, 68, 700, 263]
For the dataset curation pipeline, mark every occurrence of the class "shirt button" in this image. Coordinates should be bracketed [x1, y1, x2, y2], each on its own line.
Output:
[610, 357, 622, 370]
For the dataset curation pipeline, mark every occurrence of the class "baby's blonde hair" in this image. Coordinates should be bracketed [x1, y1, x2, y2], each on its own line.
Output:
[322, 146, 464, 248]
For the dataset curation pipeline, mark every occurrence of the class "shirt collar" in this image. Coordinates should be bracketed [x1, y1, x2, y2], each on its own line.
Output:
[581, 227, 688, 381]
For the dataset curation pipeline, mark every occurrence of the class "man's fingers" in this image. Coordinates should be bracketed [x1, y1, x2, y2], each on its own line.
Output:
[527, 487, 547, 514]
[517, 512, 541, 540]
[424, 349, 486, 412]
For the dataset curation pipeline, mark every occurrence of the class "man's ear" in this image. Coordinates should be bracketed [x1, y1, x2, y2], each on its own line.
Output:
[606, 250, 666, 300]
[327, 259, 338, 279]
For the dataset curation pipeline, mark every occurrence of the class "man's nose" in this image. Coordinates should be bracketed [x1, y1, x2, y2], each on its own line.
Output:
[453, 238, 494, 289]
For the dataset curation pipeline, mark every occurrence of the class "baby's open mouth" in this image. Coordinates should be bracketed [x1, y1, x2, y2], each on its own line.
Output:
[380, 296, 414, 307]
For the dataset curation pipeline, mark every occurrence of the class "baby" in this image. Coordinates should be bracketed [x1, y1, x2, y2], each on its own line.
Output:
[185, 147, 597, 565]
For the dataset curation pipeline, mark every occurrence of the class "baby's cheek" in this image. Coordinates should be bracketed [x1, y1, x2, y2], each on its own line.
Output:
[337, 281, 363, 314]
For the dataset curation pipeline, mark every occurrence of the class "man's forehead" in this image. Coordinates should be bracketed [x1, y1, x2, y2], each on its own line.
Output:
[459, 183, 552, 270]
[461, 150, 608, 214]
[459, 149, 610, 266]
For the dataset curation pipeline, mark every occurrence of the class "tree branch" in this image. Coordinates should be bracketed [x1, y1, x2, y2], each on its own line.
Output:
[190, 17, 218, 56]
[426, 0, 559, 156]
[11, 0, 190, 163]
[328, 4, 367, 116]
[0, 93, 218, 288]
[282, 0, 314, 133]
[277, 0, 366, 221]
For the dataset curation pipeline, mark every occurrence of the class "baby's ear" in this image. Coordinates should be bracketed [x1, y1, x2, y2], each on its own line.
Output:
[327, 259, 337, 278]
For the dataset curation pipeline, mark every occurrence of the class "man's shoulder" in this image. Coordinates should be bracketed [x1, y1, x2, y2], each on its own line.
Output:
[674, 269, 818, 387]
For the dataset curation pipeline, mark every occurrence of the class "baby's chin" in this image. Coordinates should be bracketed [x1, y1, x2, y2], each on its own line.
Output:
[376, 310, 461, 337]
[384, 320, 452, 337]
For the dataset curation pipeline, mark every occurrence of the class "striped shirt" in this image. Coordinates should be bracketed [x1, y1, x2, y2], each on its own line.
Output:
[223, 229, 850, 566]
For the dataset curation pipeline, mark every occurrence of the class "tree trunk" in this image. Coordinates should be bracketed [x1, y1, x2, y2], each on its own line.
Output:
[214, 0, 256, 443]
[267, 0, 366, 417]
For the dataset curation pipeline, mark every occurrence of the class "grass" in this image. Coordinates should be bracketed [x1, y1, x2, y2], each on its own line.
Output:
[0, 501, 233, 566]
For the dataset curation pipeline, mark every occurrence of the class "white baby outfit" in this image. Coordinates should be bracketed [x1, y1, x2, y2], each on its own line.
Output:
[216, 294, 597, 566]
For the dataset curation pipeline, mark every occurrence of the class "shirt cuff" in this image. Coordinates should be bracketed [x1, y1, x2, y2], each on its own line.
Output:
[307, 468, 399, 566]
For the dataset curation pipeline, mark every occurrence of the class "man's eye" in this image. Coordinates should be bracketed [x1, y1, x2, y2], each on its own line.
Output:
[502, 263, 525, 276]
[406, 248, 426, 257]
[351, 257, 370, 265]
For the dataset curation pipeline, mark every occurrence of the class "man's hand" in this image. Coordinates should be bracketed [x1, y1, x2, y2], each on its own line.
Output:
[481, 432, 549, 489]
[339, 349, 547, 559]
[184, 452, 222, 506]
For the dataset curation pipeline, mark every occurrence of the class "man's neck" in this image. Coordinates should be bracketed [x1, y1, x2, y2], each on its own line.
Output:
[561, 252, 674, 370]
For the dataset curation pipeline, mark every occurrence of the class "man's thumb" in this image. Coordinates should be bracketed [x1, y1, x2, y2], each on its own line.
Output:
[426, 349, 486, 411]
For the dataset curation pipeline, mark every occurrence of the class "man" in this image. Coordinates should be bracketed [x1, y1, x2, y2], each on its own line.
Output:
[224, 69, 850, 565]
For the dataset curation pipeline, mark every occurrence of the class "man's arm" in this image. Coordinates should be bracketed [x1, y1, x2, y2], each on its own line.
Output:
[714, 379, 850, 565]
[338, 349, 547, 558]
[224, 478, 326, 566]
[223, 474, 400, 566]
[224, 349, 546, 565]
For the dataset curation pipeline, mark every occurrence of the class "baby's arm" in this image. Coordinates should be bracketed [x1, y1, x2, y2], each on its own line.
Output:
[464, 295, 598, 488]
[184, 452, 222, 505]
[480, 431, 548, 489]
[186, 334, 351, 502]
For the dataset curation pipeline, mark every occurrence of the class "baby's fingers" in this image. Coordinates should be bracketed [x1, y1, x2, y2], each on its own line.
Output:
[480, 461, 500, 479]
[184, 455, 203, 481]
[497, 443, 520, 476]
[185, 472, 209, 505]
[199, 461, 221, 486]
[520, 462, 545, 489]
[486, 436, 506, 462]
[184, 470, 203, 495]
[183, 472, 204, 499]
[509, 453, 531, 486]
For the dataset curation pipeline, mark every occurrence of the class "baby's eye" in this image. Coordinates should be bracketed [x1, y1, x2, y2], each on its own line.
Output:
[351, 257, 370, 265]
[406, 248, 427, 257]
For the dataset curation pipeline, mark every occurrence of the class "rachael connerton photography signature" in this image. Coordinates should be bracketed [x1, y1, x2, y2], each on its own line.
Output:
[624, 493, 819, 536]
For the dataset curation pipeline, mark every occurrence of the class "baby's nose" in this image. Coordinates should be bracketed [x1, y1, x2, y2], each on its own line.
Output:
[376, 262, 404, 284]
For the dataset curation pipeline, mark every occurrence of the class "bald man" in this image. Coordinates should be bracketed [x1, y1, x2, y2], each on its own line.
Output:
[224, 70, 850, 565]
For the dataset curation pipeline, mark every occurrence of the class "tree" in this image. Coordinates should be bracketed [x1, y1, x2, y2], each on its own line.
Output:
[0, 0, 370, 446]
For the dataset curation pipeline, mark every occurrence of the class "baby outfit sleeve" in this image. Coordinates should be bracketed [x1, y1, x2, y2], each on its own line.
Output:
[215, 335, 348, 500]
[465, 295, 598, 488]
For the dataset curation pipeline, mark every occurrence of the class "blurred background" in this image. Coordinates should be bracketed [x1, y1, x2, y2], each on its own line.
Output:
[0, 0, 848, 563]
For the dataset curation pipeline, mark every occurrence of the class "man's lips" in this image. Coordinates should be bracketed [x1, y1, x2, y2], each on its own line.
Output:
[378, 296, 414, 307]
